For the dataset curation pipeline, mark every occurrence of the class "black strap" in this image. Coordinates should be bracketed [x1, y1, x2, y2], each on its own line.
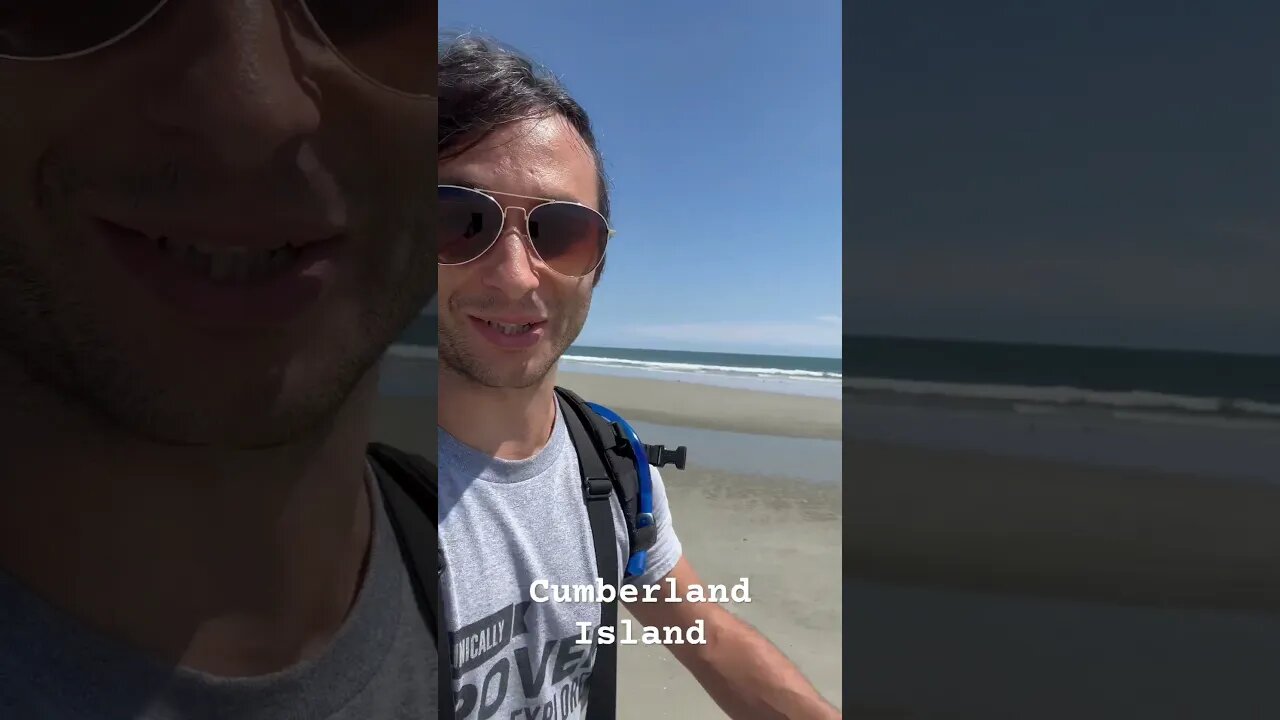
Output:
[368, 443, 451, 719]
[558, 395, 620, 720]
[554, 386, 654, 572]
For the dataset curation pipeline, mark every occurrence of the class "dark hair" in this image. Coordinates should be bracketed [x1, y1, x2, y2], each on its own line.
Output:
[438, 33, 610, 282]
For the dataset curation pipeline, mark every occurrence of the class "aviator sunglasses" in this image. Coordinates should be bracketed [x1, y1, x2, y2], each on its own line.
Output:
[0, 0, 431, 97]
[438, 185, 614, 278]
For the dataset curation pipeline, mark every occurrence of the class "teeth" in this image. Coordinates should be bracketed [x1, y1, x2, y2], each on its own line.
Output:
[486, 320, 533, 335]
[152, 236, 301, 283]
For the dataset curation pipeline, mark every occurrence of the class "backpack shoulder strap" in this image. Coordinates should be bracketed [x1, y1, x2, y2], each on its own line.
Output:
[554, 389, 620, 720]
[367, 442, 451, 719]
[553, 387, 657, 566]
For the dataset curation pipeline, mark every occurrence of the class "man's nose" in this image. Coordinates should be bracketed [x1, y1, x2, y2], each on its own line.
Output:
[480, 213, 542, 299]
[142, 2, 321, 170]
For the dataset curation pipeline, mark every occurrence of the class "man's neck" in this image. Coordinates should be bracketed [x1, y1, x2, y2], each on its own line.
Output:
[0, 371, 379, 677]
[438, 365, 558, 461]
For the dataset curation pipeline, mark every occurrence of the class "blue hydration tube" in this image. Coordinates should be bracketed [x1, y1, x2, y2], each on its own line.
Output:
[585, 402, 654, 578]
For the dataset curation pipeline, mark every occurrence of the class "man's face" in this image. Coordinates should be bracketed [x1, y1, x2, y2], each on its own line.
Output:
[0, 3, 434, 446]
[438, 115, 600, 389]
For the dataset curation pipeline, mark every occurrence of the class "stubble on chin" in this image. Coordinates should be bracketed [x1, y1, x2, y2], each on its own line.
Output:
[437, 301, 590, 391]
[437, 324, 554, 390]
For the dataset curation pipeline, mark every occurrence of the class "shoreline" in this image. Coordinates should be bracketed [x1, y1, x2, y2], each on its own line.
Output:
[557, 371, 841, 440]
[848, 387, 1280, 430]
[847, 398, 1280, 483]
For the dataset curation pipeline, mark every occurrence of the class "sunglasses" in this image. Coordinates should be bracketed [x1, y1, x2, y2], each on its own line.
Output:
[438, 185, 613, 278]
[0, 0, 431, 97]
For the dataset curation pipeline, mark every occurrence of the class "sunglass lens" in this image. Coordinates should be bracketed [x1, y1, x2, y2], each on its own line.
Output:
[305, 0, 432, 96]
[528, 204, 608, 277]
[0, 0, 166, 58]
[438, 187, 502, 264]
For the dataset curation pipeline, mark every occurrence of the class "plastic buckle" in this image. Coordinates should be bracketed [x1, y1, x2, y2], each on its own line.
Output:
[585, 477, 612, 498]
[635, 512, 654, 529]
[607, 421, 628, 452]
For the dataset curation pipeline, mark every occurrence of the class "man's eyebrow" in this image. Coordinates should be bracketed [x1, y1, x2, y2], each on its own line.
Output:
[439, 177, 480, 189]
[438, 178, 583, 204]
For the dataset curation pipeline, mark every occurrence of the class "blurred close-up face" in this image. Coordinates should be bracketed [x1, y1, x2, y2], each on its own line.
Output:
[437, 114, 602, 390]
[0, 1, 434, 447]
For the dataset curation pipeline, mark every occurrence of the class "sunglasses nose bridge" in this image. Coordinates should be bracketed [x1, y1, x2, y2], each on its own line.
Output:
[497, 204, 545, 259]
[501, 205, 529, 234]
[476, 220, 544, 297]
[476, 205, 530, 263]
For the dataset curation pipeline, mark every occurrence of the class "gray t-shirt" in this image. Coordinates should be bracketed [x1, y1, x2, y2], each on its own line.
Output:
[0, 469, 437, 719]
[438, 404, 683, 720]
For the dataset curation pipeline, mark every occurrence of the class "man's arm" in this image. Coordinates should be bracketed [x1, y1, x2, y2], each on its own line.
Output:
[625, 555, 841, 720]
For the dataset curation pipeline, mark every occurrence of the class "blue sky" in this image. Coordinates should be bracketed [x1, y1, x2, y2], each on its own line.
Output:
[849, 0, 1280, 355]
[438, 1, 843, 358]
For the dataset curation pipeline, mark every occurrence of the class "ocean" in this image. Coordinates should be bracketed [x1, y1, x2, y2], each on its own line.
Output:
[846, 335, 1280, 420]
[561, 346, 842, 398]
[846, 335, 1280, 482]
[392, 315, 841, 398]
[396, 319, 1280, 419]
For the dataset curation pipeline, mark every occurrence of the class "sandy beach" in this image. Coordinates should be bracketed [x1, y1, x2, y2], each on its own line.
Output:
[844, 434, 1280, 717]
[846, 437, 1280, 612]
[845, 392, 1280, 715]
[557, 371, 842, 440]
[558, 372, 845, 717]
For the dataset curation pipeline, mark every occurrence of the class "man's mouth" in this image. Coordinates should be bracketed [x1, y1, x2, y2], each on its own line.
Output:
[93, 217, 345, 326]
[483, 319, 537, 335]
[159, 236, 307, 283]
[468, 315, 549, 348]
[101, 220, 320, 285]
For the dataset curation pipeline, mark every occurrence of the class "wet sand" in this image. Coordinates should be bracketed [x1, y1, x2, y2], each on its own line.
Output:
[553, 373, 844, 716]
[846, 438, 1280, 612]
[844, 437, 1280, 717]
[558, 371, 841, 440]
[615, 468, 844, 718]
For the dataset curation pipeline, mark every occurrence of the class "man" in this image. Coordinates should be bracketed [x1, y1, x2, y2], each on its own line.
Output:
[437, 35, 841, 719]
[0, 4, 437, 719]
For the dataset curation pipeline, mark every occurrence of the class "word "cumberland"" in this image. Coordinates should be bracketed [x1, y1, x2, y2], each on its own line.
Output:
[529, 576, 752, 604]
